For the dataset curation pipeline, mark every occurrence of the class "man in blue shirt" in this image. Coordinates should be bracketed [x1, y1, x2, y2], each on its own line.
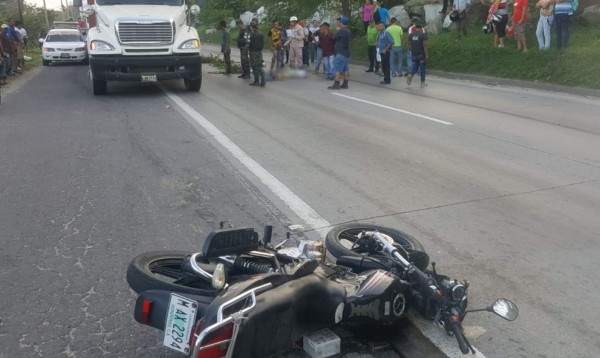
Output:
[377, 2, 391, 26]
[376, 21, 394, 84]
[328, 17, 352, 90]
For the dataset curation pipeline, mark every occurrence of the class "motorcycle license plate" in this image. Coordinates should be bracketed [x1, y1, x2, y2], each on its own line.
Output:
[163, 293, 198, 354]
[141, 74, 157, 82]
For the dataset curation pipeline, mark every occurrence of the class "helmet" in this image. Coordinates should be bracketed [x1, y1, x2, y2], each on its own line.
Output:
[290, 16, 298, 22]
[483, 22, 492, 34]
[449, 11, 460, 22]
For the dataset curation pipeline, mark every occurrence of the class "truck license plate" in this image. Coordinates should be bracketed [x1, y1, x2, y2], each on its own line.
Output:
[163, 293, 198, 354]
[141, 74, 157, 82]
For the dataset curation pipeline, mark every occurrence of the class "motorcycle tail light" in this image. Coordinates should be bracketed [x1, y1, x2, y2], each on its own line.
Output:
[141, 299, 152, 324]
[189, 318, 234, 358]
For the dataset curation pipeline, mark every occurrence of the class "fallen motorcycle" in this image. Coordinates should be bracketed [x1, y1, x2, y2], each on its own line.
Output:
[127, 224, 518, 357]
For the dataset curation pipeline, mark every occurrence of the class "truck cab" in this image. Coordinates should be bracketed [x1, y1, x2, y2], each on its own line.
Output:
[75, 0, 202, 95]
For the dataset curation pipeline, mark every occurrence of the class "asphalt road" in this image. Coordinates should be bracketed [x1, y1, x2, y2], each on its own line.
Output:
[1, 53, 600, 358]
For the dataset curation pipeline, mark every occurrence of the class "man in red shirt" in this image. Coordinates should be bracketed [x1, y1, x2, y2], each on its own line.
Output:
[513, 0, 529, 52]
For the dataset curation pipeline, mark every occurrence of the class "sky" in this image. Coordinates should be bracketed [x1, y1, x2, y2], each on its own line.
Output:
[29, 0, 71, 11]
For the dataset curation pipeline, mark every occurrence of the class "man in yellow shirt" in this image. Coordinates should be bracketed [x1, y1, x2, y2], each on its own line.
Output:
[386, 17, 404, 77]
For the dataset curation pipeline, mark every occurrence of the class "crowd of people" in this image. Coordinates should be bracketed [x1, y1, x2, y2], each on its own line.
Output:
[0, 18, 28, 86]
[218, 7, 429, 89]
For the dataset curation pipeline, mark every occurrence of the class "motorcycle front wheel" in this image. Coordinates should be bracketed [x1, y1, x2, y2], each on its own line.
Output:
[325, 223, 429, 271]
[126, 251, 218, 296]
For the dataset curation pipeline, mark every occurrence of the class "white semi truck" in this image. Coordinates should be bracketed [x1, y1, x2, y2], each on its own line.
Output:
[74, 0, 202, 95]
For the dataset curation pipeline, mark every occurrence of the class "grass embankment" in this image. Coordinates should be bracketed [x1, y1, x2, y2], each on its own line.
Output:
[349, 23, 600, 90]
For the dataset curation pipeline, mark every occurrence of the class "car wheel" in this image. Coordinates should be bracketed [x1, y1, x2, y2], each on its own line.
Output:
[42, 60, 50, 66]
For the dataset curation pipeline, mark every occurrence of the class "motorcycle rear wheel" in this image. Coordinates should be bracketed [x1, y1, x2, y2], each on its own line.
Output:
[325, 224, 429, 271]
[126, 251, 218, 296]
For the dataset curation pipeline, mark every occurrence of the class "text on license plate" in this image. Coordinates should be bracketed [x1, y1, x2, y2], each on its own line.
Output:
[141, 74, 157, 82]
[163, 293, 198, 354]
[60, 53, 70, 58]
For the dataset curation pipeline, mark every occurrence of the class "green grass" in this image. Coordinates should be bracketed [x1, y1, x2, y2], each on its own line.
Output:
[25, 47, 43, 70]
[350, 24, 600, 89]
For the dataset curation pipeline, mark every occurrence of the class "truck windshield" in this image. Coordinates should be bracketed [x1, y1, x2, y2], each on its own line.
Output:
[96, 0, 183, 5]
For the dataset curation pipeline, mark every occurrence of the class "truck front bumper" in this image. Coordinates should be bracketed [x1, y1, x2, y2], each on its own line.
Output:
[89, 54, 202, 81]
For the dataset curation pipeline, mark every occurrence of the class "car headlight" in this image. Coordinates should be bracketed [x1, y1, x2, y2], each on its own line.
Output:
[43, 47, 55, 52]
[90, 40, 114, 51]
[75, 47, 86, 52]
[179, 39, 200, 49]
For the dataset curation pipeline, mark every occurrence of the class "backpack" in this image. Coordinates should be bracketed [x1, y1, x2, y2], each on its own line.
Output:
[373, 9, 381, 23]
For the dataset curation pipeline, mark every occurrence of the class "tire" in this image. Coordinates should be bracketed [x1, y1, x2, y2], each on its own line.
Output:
[184, 77, 201, 91]
[42, 60, 49, 66]
[325, 223, 429, 271]
[126, 251, 218, 296]
[92, 79, 107, 95]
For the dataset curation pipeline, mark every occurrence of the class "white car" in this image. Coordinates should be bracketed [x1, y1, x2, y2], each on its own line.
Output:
[42, 29, 87, 66]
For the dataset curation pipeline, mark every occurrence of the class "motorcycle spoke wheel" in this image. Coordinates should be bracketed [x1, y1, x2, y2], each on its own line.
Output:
[127, 251, 217, 296]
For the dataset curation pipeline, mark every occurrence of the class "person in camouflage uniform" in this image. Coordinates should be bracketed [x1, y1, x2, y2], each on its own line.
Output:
[248, 21, 265, 87]
[236, 19, 251, 79]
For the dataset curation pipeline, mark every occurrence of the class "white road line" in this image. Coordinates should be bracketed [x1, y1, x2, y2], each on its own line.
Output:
[332, 92, 454, 126]
[162, 89, 331, 237]
[163, 88, 485, 358]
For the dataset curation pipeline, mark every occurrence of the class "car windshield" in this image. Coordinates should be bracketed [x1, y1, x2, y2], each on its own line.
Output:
[96, 0, 183, 5]
[46, 34, 83, 42]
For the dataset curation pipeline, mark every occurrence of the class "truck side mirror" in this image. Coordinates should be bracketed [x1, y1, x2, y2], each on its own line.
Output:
[73, 0, 82, 7]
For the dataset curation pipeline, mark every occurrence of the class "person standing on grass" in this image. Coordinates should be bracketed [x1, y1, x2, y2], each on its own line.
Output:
[0, 25, 9, 85]
[554, 0, 574, 50]
[361, 0, 375, 35]
[386, 17, 404, 78]
[377, 21, 394, 85]
[218, 21, 232, 75]
[513, 0, 529, 52]
[490, 0, 509, 48]
[535, 0, 554, 50]
[406, 23, 429, 88]
[328, 17, 351, 90]
[365, 20, 379, 73]
[236, 20, 251, 79]
[453, 0, 469, 40]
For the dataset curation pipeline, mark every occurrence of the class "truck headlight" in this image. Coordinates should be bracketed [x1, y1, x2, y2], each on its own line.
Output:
[90, 40, 115, 51]
[179, 39, 200, 49]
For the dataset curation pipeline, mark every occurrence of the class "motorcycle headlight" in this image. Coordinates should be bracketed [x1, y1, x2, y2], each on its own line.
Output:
[90, 40, 114, 51]
[179, 39, 200, 49]
[451, 284, 467, 301]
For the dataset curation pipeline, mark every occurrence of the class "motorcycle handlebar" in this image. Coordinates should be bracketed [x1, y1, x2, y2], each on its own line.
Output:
[448, 319, 470, 354]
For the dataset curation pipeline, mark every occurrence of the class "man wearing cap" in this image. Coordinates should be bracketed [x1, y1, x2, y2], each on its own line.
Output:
[328, 17, 351, 90]
[406, 23, 429, 88]
[248, 21, 266, 87]
[288, 16, 304, 68]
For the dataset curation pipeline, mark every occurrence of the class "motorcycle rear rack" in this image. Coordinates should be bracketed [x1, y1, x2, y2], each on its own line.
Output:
[190, 282, 272, 358]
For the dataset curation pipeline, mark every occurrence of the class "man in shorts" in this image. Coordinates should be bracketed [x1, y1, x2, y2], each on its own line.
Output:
[328, 17, 351, 90]
[512, 0, 529, 52]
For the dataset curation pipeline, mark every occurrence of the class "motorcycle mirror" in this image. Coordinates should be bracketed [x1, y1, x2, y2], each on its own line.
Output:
[490, 298, 519, 321]
[211, 263, 227, 290]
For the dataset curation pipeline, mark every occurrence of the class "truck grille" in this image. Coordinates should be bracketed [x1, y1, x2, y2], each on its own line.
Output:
[117, 20, 174, 45]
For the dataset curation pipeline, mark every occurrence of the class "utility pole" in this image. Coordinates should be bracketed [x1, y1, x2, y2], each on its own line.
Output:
[17, 0, 24, 23]
[42, 0, 51, 29]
